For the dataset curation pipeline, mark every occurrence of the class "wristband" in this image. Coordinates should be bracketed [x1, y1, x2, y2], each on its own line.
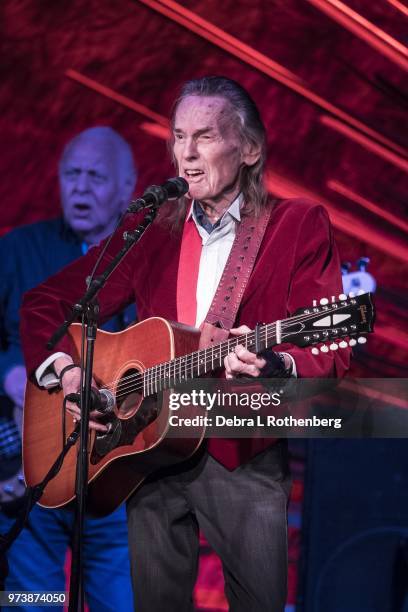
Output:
[58, 363, 79, 386]
[258, 351, 292, 378]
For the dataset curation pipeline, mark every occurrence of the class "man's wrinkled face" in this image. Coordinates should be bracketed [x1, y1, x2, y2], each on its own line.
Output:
[173, 95, 244, 209]
[59, 138, 123, 243]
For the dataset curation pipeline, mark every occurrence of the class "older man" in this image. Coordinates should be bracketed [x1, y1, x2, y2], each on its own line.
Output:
[0, 127, 136, 610]
[21, 79, 349, 611]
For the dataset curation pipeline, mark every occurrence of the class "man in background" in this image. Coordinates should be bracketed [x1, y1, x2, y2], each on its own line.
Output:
[0, 126, 136, 610]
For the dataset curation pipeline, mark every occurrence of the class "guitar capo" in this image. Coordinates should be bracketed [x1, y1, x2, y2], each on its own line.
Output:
[254, 322, 264, 355]
[255, 322, 291, 378]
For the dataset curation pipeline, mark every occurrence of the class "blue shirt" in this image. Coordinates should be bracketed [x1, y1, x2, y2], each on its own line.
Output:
[0, 217, 136, 400]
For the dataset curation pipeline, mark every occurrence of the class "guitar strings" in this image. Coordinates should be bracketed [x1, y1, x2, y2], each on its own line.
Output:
[100, 301, 355, 400]
[106, 317, 338, 398]
[107, 317, 332, 399]
[105, 331, 270, 398]
[104, 324, 277, 397]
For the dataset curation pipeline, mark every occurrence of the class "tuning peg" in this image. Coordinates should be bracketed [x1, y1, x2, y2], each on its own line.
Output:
[320, 345, 329, 353]
[339, 341, 348, 348]
[329, 342, 339, 351]
[331, 296, 336, 303]
[320, 298, 329, 305]
[311, 348, 320, 355]
[312, 299, 317, 307]
[348, 291, 355, 298]
[357, 337, 367, 344]
[338, 294, 347, 301]
[357, 257, 370, 271]
[348, 339, 357, 347]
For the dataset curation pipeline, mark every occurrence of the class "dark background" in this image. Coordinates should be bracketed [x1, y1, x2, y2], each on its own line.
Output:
[1, 1, 407, 609]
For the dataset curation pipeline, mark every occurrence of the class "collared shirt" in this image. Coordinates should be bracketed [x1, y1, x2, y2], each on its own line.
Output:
[188, 194, 242, 328]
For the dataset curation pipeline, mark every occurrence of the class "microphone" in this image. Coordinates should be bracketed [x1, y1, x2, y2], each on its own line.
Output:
[65, 388, 115, 415]
[127, 177, 189, 213]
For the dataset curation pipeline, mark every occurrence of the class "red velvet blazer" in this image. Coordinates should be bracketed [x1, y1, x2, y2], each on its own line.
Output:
[21, 198, 349, 468]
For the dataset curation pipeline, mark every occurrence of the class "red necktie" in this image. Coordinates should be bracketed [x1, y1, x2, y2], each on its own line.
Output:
[176, 216, 202, 326]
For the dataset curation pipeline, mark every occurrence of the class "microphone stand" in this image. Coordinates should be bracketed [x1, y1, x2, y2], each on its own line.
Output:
[46, 206, 158, 612]
[67, 300, 97, 612]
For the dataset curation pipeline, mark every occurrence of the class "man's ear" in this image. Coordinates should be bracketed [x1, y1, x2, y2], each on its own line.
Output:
[241, 142, 262, 167]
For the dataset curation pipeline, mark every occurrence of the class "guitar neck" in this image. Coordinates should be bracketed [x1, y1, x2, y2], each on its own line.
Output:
[143, 322, 278, 396]
[141, 291, 375, 395]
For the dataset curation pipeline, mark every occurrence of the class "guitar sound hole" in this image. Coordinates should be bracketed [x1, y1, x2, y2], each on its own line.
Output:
[116, 368, 142, 418]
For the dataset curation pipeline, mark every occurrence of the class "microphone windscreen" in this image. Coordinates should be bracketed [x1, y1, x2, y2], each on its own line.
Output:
[163, 177, 189, 200]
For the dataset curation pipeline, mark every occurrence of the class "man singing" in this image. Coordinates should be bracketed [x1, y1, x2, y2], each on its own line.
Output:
[1, 126, 135, 611]
[21, 77, 349, 611]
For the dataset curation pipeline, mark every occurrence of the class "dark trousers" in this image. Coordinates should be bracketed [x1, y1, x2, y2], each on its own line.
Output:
[126, 441, 291, 611]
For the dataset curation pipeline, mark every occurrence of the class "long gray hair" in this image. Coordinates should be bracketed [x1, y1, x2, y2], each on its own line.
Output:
[162, 76, 269, 230]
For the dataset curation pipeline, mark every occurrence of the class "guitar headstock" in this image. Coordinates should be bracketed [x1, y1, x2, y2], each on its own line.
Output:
[283, 292, 375, 353]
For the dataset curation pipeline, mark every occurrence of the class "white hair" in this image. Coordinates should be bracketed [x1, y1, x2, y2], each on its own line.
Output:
[59, 126, 137, 192]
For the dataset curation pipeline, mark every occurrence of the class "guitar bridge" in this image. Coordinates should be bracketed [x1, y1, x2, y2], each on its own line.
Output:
[91, 397, 161, 461]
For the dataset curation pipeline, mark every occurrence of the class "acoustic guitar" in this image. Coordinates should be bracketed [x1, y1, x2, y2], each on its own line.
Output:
[23, 292, 375, 516]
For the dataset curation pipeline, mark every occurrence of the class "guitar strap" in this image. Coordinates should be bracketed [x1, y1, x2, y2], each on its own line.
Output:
[199, 205, 272, 349]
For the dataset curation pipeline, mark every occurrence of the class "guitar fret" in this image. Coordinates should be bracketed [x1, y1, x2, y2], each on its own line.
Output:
[117, 295, 371, 402]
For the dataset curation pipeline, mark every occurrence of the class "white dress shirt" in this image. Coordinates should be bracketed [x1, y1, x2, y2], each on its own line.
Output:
[189, 195, 241, 327]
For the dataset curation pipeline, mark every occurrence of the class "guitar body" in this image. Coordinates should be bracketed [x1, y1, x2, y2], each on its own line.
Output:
[23, 317, 203, 516]
[23, 293, 375, 516]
